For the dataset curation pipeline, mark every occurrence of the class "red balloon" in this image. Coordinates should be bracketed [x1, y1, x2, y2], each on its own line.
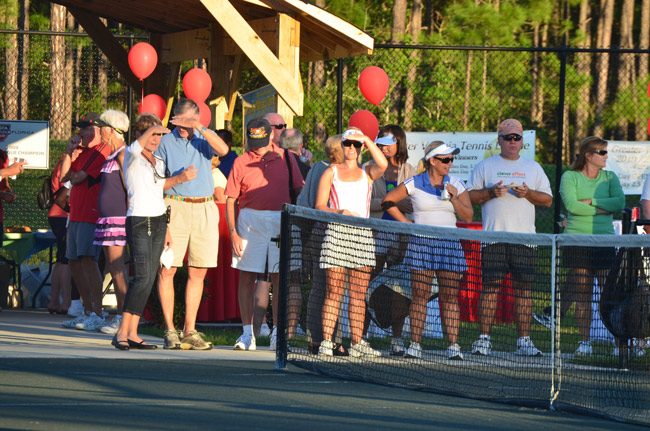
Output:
[195, 100, 212, 127]
[128, 42, 158, 80]
[183, 68, 212, 102]
[358, 66, 390, 106]
[138, 94, 167, 121]
[348, 110, 379, 141]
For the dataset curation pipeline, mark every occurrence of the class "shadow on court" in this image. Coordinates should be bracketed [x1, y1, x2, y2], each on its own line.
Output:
[0, 358, 647, 430]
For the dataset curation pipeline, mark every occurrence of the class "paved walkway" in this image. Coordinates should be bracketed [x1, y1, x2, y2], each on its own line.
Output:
[0, 309, 274, 361]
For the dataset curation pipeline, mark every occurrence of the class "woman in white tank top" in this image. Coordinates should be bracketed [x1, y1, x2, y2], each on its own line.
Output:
[314, 128, 387, 358]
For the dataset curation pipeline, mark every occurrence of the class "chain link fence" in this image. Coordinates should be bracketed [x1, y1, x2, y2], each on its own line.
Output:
[1, 30, 648, 232]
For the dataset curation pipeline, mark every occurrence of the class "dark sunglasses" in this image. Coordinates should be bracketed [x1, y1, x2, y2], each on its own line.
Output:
[342, 140, 363, 149]
[433, 157, 454, 164]
[592, 149, 608, 156]
[499, 133, 523, 142]
[271, 123, 287, 130]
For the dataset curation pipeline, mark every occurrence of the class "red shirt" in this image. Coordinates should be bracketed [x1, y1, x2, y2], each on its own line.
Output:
[48, 160, 68, 218]
[69, 143, 111, 223]
[225, 143, 303, 211]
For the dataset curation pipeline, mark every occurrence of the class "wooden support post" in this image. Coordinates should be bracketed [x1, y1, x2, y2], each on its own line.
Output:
[276, 13, 301, 127]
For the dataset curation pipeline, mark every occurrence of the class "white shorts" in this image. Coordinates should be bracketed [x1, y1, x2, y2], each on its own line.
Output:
[231, 208, 281, 273]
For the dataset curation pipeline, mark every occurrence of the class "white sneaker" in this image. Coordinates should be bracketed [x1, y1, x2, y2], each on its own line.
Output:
[613, 339, 646, 358]
[75, 312, 106, 332]
[390, 337, 405, 356]
[350, 339, 382, 358]
[269, 327, 277, 351]
[233, 334, 256, 351]
[515, 336, 542, 356]
[404, 342, 422, 359]
[62, 314, 87, 329]
[318, 339, 334, 356]
[259, 323, 271, 338]
[472, 335, 492, 356]
[100, 315, 122, 335]
[447, 343, 464, 360]
[66, 300, 84, 318]
[575, 340, 592, 356]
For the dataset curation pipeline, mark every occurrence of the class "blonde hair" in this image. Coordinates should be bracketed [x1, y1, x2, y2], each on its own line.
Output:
[417, 140, 446, 173]
[324, 135, 344, 164]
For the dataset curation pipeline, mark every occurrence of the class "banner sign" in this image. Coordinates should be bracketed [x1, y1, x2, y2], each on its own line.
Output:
[605, 141, 650, 195]
[0, 120, 50, 169]
[404, 131, 536, 182]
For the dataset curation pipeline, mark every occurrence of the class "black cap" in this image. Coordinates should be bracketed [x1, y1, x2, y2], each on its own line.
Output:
[246, 118, 271, 149]
[73, 112, 102, 128]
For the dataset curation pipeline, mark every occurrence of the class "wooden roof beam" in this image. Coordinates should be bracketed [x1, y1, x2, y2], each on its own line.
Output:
[200, 0, 303, 115]
[67, 6, 141, 90]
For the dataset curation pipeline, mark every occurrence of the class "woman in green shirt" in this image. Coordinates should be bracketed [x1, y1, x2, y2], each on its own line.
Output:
[559, 136, 625, 356]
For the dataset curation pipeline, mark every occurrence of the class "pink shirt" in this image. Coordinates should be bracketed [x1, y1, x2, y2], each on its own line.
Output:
[225, 143, 304, 211]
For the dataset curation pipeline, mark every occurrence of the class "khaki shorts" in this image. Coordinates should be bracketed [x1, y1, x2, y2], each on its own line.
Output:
[166, 198, 219, 268]
[232, 208, 281, 273]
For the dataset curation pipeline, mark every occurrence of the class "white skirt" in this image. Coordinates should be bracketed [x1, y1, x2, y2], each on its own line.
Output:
[319, 222, 375, 269]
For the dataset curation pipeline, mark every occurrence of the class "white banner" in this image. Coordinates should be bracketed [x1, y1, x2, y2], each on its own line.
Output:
[0, 120, 50, 169]
[404, 131, 536, 182]
[604, 141, 650, 195]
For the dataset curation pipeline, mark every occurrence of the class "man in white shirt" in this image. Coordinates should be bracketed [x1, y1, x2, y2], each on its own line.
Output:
[468, 118, 553, 357]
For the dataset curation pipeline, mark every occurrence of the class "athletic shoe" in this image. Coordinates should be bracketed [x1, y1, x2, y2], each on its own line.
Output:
[61, 314, 87, 329]
[350, 339, 382, 358]
[259, 323, 271, 337]
[575, 340, 592, 356]
[613, 339, 646, 358]
[66, 300, 84, 318]
[163, 329, 182, 350]
[100, 315, 122, 335]
[471, 335, 492, 356]
[533, 312, 552, 330]
[233, 334, 256, 351]
[447, 343, 464, 360]
[515, 336, 542, 356]
[75, 312, 106, 331]
[295, 325, 306, 337]
[318, 339, 335, 357]
[404, 342, 422, 359]
[180, 330, 213, 350]
[390, 337, 405, 356]
[269, 327, 277, 351]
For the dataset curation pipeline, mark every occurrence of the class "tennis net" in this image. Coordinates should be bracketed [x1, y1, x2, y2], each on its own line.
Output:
[275, 205, 650, 426]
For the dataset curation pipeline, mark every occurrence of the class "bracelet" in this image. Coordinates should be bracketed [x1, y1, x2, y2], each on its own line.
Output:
[201, 126, 208, 133]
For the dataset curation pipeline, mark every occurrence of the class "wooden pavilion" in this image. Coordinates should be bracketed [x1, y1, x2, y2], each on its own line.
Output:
[50, 0, 374, 126]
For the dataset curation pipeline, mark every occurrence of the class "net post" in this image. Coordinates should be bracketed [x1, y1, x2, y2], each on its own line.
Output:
[275, 205, 291, 371]
[549, 234, 560, 410]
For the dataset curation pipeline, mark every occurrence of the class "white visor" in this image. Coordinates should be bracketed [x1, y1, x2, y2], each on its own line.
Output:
[424, 144, 460, 160]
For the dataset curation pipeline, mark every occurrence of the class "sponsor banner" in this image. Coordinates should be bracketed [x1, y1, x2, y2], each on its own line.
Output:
[605, 141, 650, 195]
[0, 120, 50, 169]
[404, 131, 536, 182]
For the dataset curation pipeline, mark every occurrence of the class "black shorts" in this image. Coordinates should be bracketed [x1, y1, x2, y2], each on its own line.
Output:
[562, 246, 616, 272]
[48, 216, 68, 264]
[481, 243, 537, 285]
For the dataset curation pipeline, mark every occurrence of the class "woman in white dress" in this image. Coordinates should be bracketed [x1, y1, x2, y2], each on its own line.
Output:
[315, 128, 387, 358]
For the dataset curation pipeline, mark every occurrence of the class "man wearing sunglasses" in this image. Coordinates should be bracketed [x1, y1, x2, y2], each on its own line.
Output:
[468, 118, 552, 358]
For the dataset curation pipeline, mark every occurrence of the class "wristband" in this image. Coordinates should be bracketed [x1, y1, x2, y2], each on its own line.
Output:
[201, 126, 208, 133]
[381, 201, 397, 211]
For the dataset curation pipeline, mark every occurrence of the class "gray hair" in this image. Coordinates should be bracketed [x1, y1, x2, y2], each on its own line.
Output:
[100, 109, 129, 140]
[173, 98, 199, 116]
[279, 128, 303, 151]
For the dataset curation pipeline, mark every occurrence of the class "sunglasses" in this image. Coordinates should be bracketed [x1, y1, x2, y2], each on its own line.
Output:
[433, 157, 454, 164]
[499, 134, 523, 142]
[592, 149, 608, 156]
[271, 124, 287, 130]
[342, 140, 363, 149]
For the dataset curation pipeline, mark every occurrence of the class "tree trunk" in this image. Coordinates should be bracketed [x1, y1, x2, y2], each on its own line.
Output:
[97, 18, 109, 106]
[63, 10, 74, 132]
[617, 0, 634, 139]
[391, 0, 407, 43]
[74, 23, 82, 120]
[480, 50, 487, 130]
[403, 0, 422, 130]
[2, 0, 19, 120]
[531, 24, 541, 127]
[593, 0, 614, 137]
[462, 51, 472, 130]
[50, 3, 68, 139]
[574, 0, 591, 158]
[18, 0, 29, 119]
[637, 0, 650, 140]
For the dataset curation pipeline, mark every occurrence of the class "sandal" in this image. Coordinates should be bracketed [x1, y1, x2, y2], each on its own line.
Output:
[111, 336, 129, 351]
[127, 339, 158, 350]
